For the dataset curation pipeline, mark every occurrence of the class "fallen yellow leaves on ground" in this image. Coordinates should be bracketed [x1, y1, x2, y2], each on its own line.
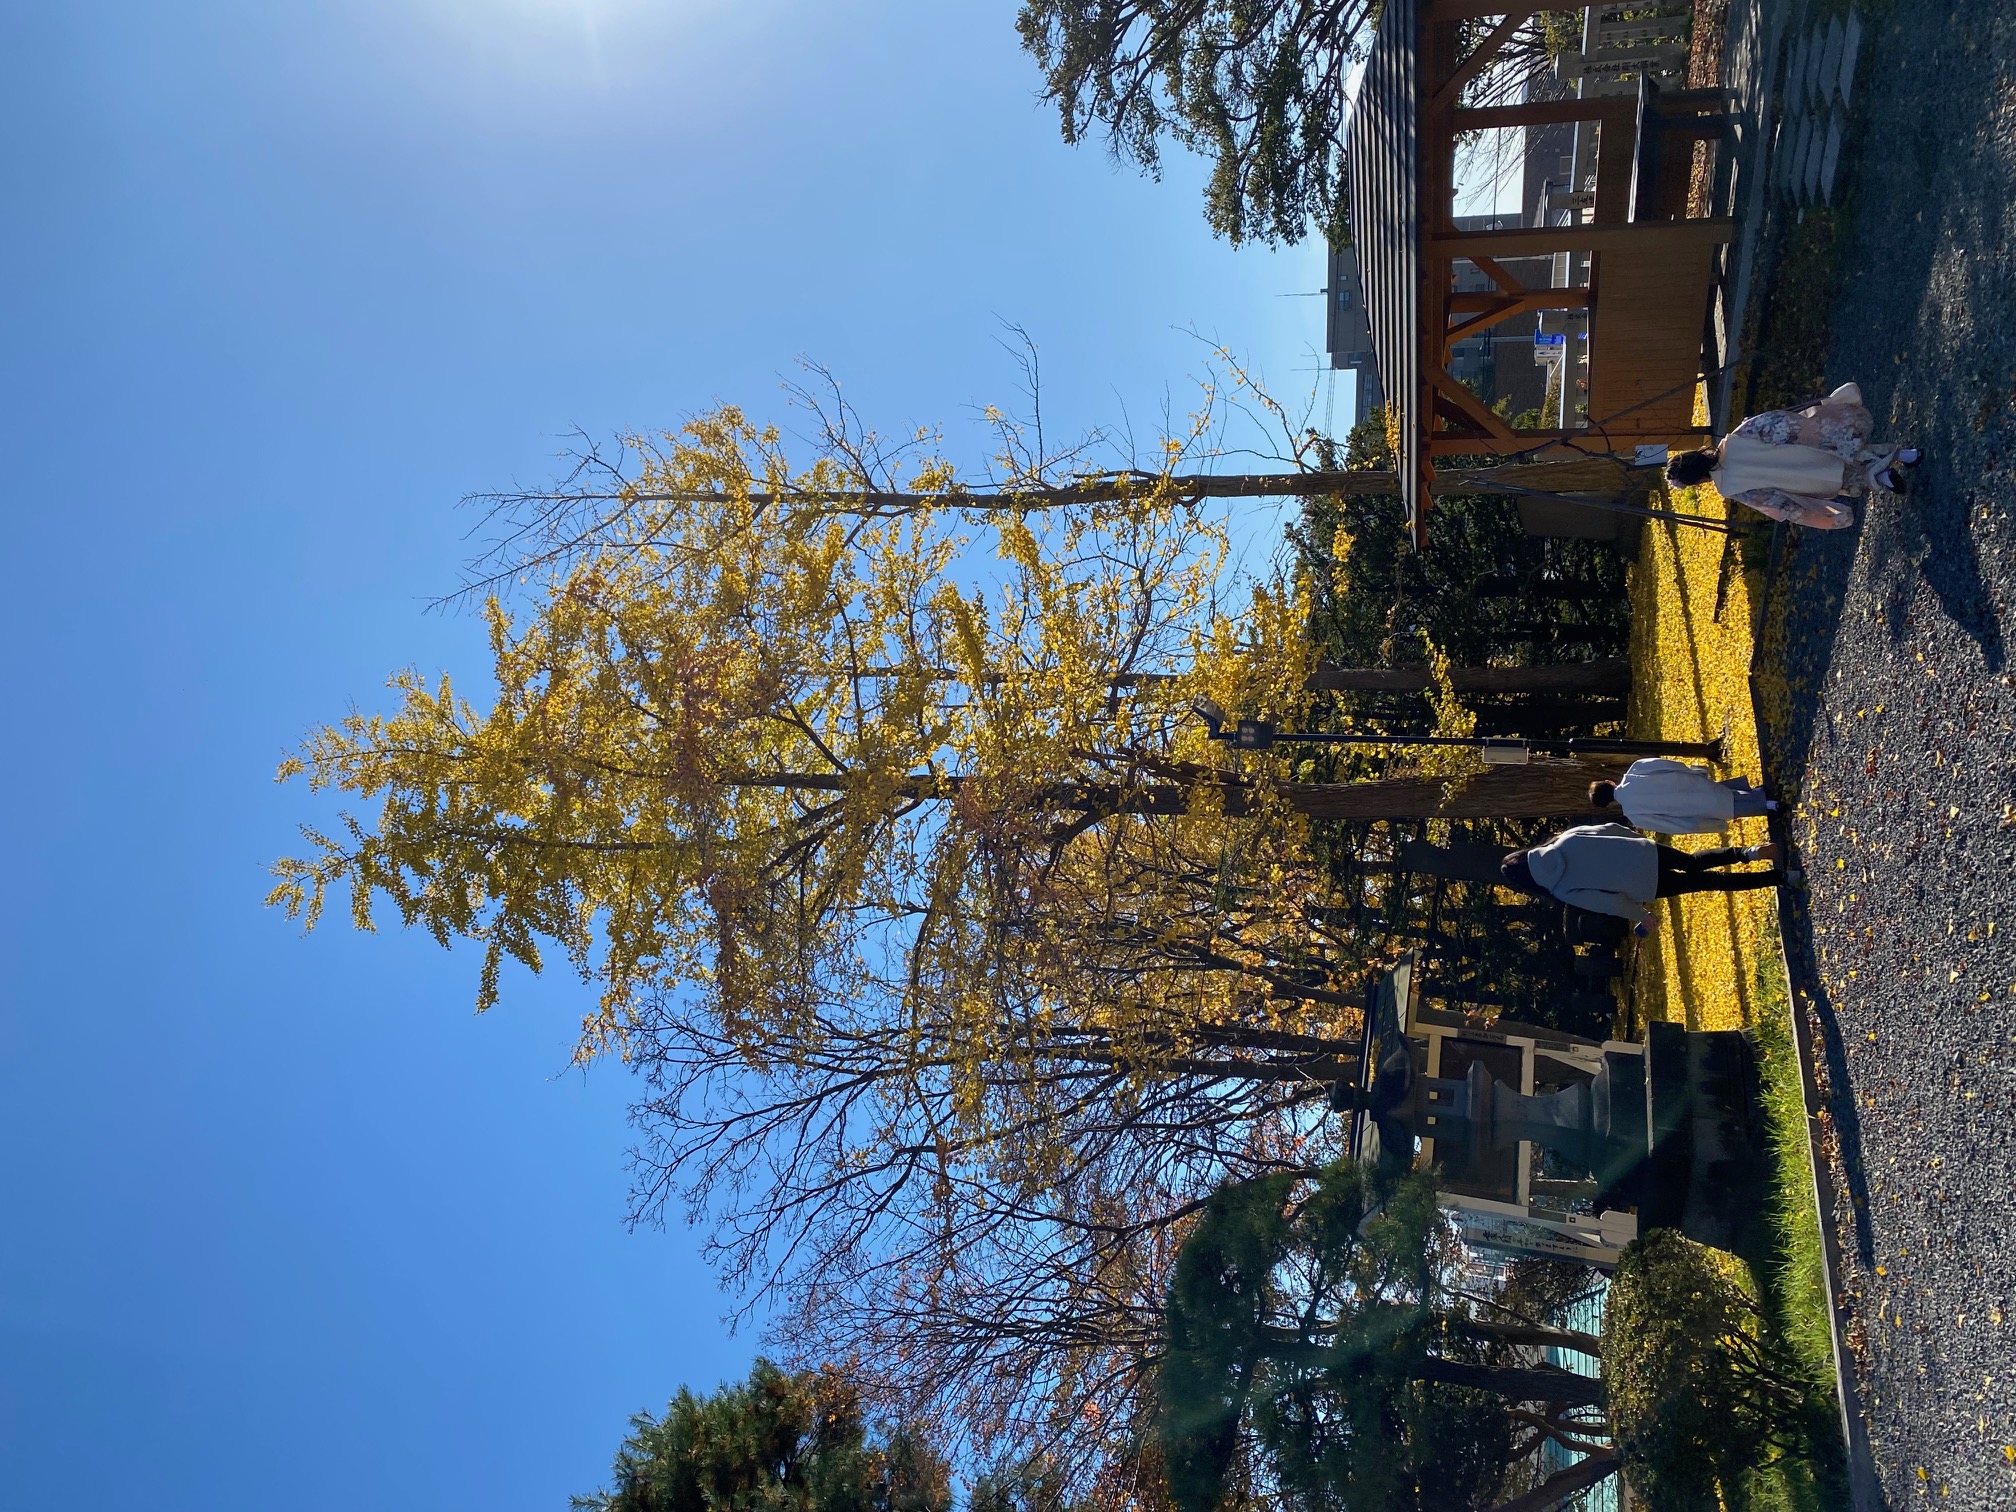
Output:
[1626, 464, 1778, 1033]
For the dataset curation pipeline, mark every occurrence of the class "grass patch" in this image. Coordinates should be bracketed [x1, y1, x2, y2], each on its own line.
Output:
[1747, 944, 1833, 1385]
[1734, 938, 1849, 1511]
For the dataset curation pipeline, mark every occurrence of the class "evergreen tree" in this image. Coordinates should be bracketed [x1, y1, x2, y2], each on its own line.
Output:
[1602, 1232, 1828, 1512]
[1158, 1164, 1612, 1512]
[573, 1360, 952, 1512]
[1015, 3, 1560, 246]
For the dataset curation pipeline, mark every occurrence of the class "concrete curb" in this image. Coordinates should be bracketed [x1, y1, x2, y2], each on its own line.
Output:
[1748, 664, 1886, 1512]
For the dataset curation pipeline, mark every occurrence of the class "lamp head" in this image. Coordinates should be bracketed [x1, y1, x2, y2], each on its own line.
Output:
[1190, 697, 1227, 739]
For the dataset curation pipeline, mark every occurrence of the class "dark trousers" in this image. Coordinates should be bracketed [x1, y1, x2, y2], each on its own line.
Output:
[1653, 843, 1778, 897]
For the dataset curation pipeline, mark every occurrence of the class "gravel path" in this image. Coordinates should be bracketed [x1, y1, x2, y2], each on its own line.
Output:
[1758, 2, 2016, 1504]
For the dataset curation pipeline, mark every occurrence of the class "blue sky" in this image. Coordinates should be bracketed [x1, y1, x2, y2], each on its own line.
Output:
[0, 3, 1321, 1506]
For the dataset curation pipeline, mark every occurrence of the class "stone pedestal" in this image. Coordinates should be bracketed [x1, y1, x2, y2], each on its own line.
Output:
[1394, 1023, 1764, 1252]
[1348, 952, 1771, 1263]
[1639, 1022, 1766, 1249]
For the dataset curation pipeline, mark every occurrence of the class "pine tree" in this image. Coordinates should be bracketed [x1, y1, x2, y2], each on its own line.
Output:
[1016, 3, 1559, 246]
[573, 1360, 951, 1512]
[1159, 1163, 1616, 1512]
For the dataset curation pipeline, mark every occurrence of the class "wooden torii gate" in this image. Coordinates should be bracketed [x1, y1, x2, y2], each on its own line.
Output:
[1345, 0, 1736, 545]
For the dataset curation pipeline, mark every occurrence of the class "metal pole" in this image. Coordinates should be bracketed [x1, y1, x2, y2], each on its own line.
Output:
[1555, 735, 1722, 760]
[1491, 490, 1749, 535]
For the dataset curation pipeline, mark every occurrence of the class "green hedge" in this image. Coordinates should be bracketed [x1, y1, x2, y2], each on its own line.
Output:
[1603, 1231, 1818, 1511]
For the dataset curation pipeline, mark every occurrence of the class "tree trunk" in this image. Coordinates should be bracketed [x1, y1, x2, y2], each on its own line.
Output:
[1463, 1319, 1605, 1357]
[1276, 760, 1624, 821]
[1307, 660, 1631, 697]
[1466, 455, 1648, 500]
[1414, 1357, 1606, 1409]
[1398, 840, 1513, 884]
[625, 457, 1646, 513]
[1251, 1338, 1608, 1413]
[723, 758, 1624, 826]
[1483, 1453, 1621, 1512]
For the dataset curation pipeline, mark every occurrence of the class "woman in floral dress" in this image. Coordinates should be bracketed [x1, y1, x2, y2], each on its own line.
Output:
[1664, 382, 1920, 529]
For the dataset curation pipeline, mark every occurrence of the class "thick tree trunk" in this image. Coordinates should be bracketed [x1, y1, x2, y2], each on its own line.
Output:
[1398, 839, 1514, 883]
[726, 758, 1625, 826]
[1251, 1338, 1608, 1414]
[1028, 1048, 1356, 1084]
[1483, 1453, 1621, 1512]
[1463, 1319, 1605, 1356]
[1460, 456, 1648, 500]
[1414, 1357, 1606, 1409]
[1276, 760, 1624, 821]
[1307, 659, 1632, 697]
[629, 457, 1645, 513]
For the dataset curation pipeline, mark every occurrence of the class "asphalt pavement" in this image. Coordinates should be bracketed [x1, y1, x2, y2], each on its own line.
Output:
[1757, 2, 2016, 1504]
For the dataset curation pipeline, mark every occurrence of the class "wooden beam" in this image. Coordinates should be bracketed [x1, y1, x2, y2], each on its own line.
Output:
[1445, 300, 1520, 345]
[1427, 426, 1711, 456]
[1467, 253, 1528, 294]
[1594, 108, 1637, 224]
[1443, 288, 1589, 348]
[1432, 219, 1734, 256]
[1456, 261, 1599, 306]
[1430, 371, 1519, 440]
[1433, 389, 1487, 430]
[1426, 0, 1536, 17]
[1449, 286, 1591, 314]
[1454, 98, 1638, 131]
[1415, 386, 1437, 548]
[1429, 10, 1535, 114]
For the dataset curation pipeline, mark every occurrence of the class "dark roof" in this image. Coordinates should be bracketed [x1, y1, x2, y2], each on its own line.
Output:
[1343, 0, 1422, 530]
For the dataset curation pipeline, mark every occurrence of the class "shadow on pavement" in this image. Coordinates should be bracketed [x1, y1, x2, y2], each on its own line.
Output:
[1749, 527, 1881, 1261]
[1868, 475, 2008, 672]
[1755, 525, 1858, 795]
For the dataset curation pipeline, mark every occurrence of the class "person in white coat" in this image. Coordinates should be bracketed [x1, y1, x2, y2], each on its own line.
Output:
[1500, 823, 1782, 937]
[1590, 759, 1775, 836]
[1663, 381, 1919, 528]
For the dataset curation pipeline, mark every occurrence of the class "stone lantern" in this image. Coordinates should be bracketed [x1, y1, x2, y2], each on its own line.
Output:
[1346, 952, 1764, 1264]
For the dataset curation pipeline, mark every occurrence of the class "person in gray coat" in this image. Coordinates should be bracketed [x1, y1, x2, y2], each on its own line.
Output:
[1589, 758, 1775, 836]
[1500, 822, 1784, 937]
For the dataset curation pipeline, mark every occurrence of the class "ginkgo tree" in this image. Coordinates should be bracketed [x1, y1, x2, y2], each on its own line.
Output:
[272, 396, 1336, 1051]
